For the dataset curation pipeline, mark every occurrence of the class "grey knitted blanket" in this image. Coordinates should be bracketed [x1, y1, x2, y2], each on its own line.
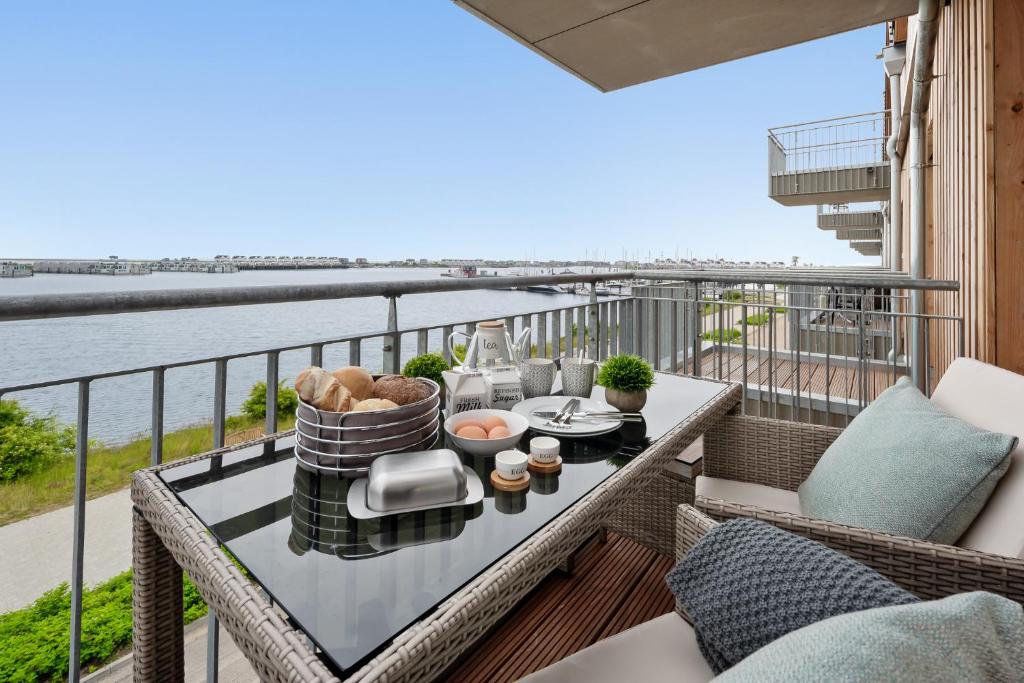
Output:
[666, 518, 919, 673]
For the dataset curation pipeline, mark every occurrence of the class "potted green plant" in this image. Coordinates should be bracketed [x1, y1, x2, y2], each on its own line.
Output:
[596, 354, 654, 412]
[402, 352, 449, 387]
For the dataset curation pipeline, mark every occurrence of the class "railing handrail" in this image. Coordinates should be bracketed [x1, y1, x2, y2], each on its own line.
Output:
[0, 299, 602, 394]
[767, 110, 890, 136]
[0, 270, 960, 323]
[633, 270, 957, 291]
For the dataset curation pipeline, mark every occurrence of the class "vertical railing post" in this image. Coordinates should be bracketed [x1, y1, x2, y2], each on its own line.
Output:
[383, 296, 400, 374]
[266, 351, 279, 437]
[576, 305, 586, 356]
[632, 296, 643, 358]
[537, 312, 548, 359]
[310, 343, 323, 367]
[669, 299, 679, 373]
[67, 380, 90, 683]
[692, 282, 702, 376]
[350, 338, 362, 367]
[923, 317, 931, 397]
[621, 299, 632, 355]
[441, 325, 454, 364]
[741, 303, 748, 415]
[417, 329, 428, 356]
[717, 295, 725, 379]
[151, 368, 164, 466]
[551, 311, 561, 359]
[609, 300, 619, 356]
[563, 309, 573, 358]
[207, 619, 219, 683]
[588, 283, 599, 360]
[957, 317, 965, 359]
[208, 356, 227, 678]
[213, 359, 227, 449]
[858, 308, 867, 411]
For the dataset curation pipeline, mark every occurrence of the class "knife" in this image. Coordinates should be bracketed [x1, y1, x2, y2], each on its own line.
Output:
[532, 410, 642, 422]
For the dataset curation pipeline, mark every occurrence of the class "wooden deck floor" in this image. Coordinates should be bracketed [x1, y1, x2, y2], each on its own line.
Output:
[698, 348, 899, 404]
[444, 533, 675, 683]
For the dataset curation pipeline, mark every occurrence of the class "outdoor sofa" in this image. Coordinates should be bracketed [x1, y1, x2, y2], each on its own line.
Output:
[695, 357, 1024, 603]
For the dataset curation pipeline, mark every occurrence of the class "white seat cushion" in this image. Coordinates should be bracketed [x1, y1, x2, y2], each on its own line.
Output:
[696, 475, 802, 515]
[517, 613, 713, 683]
[930, 358, 1024, 558]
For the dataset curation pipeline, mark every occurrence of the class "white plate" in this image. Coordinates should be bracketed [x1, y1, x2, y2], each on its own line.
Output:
[512, 397, 622, 438]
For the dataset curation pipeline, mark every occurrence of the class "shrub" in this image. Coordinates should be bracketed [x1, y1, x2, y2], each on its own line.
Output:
[0, 400, 76, 483]
[241, 381, 299, 421]
[743, 313, 770, 326]
[597, 355, 655, 393]
[0, 400, 30, 430]
[0, 570, 207, 681]
[402, 353, 449, 386]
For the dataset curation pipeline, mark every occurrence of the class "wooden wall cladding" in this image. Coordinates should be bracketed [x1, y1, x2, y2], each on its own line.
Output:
[992, 0, 1024, 374]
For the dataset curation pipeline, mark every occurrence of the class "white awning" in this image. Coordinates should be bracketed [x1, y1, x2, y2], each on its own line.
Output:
[455, 0, 918, 91]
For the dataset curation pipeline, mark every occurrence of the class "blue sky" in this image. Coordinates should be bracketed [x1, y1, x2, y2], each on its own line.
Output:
[0, 3, 886, 265]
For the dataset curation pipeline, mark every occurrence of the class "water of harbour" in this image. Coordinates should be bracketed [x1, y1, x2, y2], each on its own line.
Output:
[0, 269, 594, 444]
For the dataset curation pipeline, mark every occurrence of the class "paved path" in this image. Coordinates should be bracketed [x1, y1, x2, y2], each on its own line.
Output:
[0, 488, 133, 612]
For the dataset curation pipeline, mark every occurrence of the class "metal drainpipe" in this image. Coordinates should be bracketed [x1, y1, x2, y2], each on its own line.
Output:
[883, 43, 906, 362]
[909, 0, 940, 389]
[885, 69, 904, 271]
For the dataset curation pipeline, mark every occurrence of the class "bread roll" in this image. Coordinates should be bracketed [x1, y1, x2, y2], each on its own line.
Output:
[331, 366, 375, 401]
[295, 367, 330, 403]
[316, 379, 354, 412]
[352, 398, 398, 412]
[372, 375, 431, 406]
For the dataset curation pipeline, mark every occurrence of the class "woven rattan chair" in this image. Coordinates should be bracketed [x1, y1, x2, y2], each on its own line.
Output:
[695, 358, 1024, 603]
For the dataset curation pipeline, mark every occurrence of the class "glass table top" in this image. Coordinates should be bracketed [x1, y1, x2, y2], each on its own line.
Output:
[159, 374, 727, 676]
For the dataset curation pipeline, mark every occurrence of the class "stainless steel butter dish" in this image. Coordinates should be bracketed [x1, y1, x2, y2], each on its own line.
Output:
[346, 449, 484, 519]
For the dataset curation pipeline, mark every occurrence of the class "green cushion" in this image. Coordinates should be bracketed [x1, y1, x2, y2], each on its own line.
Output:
[715, 592, 1024, 683]
[798, 377, 1017, 544]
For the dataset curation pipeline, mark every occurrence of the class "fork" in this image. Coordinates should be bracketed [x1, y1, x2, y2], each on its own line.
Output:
[543, 398, 579, 429]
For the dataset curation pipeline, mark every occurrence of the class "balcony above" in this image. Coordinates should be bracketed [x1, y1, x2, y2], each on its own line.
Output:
[454, 0, 919, 92]
[769, 113, 890, 207]
[817, 204, 885, 230]
[836, 228, 883, 241]
[851, 240, 883, 256]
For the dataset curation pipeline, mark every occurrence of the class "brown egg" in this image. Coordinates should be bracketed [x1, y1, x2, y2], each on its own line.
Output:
[455, 419, 486, 433]
[456, 425, 488, 440]
[488, 426, 511, 440]
[481, 415, 507, 433]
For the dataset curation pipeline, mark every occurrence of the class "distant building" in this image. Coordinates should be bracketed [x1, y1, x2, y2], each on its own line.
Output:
[0, 261, 32, 278]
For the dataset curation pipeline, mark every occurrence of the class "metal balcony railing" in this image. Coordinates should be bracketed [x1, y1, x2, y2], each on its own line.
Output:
[816, 202, 886, 230]
[0, 268, 959, 681]
[769, 111, 890, 175]
[836, 228, 884, 241]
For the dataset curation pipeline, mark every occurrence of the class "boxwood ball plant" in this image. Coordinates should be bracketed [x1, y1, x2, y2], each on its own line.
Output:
[402, 352, 450, 387]
[597, 355, 655, 393]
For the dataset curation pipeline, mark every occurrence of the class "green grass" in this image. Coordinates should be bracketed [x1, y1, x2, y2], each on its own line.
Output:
[0, 569, 208, 681]
[702, 328, 742, 343]
[743, 313, 771, 326]
[0, 414, 295, 527]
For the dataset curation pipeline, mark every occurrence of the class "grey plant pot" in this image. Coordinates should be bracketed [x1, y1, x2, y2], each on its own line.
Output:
[603, 387, 648, 412]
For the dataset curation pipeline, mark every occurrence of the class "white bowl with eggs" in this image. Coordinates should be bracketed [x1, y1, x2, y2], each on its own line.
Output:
[444, 409, 530, 456]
